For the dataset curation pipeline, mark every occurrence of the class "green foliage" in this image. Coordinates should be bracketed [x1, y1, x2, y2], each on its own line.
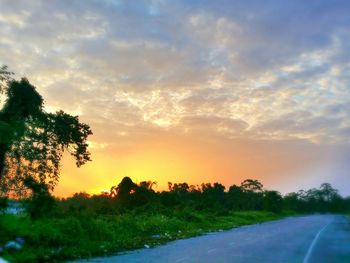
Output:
[284, 183, 344, 213]
[0, 77, 92, 195]
[1, 177, 349, 262]
[240, 179, 263, 192]
[23, 177, 56, 219]
[0, 210, 282, 262]
[109, 177, 157, 209]
[263, 191, 283, 213]
[0, 196, 7, 211]
[57, 177, 348, 217]
[0, 65, 13, 94]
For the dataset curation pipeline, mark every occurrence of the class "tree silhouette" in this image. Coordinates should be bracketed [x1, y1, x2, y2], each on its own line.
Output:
[239, 179, 264, 210]
[319, 183, 339, 202]
[263, 190, 283, 212]
[240, 179, 263, 192]
[138, 180, 157, 190]
[133, 180, 157, 206]
[201, 182, 226, 209]
[110, 177, 158, 208]
[23, 176, 55, 219]
[0, 77, 92, 195]
[110, 176, 137, 199]
[227, 184, 244, 210]
[0, 65, 13, 94]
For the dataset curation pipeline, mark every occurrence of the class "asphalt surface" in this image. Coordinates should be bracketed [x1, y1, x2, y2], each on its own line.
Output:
[74, 214, 350, 263]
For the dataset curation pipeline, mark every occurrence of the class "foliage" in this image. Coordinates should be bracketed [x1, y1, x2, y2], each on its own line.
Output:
[0, 211, 282, 262]
[0, 67, 349, 262]
[0, 65, 13, 94]
[55, 177, 349, 217]
[1, 178, 349, 262]
[263, 191, 283, 213]
[283, 183, 344, 213]
[0, 77, 92, 195]
[240, 179, 263, 192]
[23, 177, 55, 219]
[0, 196, 7, 212]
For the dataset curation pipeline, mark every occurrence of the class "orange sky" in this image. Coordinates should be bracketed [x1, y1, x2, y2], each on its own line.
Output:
[2, 1, 350, 197]
[55, 132, 336, 197]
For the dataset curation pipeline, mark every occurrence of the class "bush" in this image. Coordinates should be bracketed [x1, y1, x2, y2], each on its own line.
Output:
[0, 197, 7, 211]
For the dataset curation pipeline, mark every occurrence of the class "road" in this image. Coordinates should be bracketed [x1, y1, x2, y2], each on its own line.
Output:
[75, 214, 350, 263]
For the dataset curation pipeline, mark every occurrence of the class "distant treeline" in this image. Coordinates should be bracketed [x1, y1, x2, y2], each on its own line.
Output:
[47, 177, 350, 219]
[1, 176, 350, 262]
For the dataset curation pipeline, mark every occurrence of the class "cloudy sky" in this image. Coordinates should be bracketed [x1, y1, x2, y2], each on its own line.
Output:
[1, 0, 350, 196]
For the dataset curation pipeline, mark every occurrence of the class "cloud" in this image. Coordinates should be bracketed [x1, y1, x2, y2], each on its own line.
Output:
[3, 0, 350, 195]
[1, 0, 350, 147]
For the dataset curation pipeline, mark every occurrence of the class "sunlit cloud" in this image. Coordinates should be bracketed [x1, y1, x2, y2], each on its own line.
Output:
[1, 0, 350, 195]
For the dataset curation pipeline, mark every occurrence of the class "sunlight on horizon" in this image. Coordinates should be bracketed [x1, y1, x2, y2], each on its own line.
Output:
[2, 0, 350, 196]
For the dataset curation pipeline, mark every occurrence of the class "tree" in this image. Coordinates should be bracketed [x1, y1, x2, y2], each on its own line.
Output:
[283, 192, 302, 212]
[0, 65, 13, 94]
[0, 77, 92, 195]
[138, 181, 157, 191]
[23, 176, 56, 219]
[240, 179, 263, 192]
[319, 183, 339, 202]
[110, 177, 137, 199]
[110, 177, 159, 208]
[201, 182, 226, 209]
[227, 184, 244, 210]
[240, 179, 264, 210]
[263, 190, 283, 213]
[132, 181, 157, 206]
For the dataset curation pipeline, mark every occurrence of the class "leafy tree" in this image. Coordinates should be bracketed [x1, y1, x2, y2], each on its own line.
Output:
[227, 184, 244, 210]
[319, 183, 339, 202]
[201, 182, 226, 209]
[110, 176, 138, 208]
[0, 77, 92, 195]
[23, 176, 56, 219]
[110, 177, 137, 198]
[110, 177, 159, 208]
[263, 190, 283, 213]
[58, 192, 93, 215]
[283, 192, 301, 212]
[0, 196, 7, 212]
[138, 181, 157, 191]
[132, 181, 157, 206]
[239, 179, 264, 210]
[168, 182, 190, 195]
[240, 179, 263, 192]
[0, 65, 13, 94]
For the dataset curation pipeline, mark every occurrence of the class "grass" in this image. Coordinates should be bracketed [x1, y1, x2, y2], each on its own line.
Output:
[0, 210, 287, 262]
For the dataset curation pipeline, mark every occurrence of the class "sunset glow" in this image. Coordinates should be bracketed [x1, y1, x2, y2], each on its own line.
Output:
[1, 0, 350, 196]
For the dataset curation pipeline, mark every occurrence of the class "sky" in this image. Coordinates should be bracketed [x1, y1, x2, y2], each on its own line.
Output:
[1, 0, 350, 196]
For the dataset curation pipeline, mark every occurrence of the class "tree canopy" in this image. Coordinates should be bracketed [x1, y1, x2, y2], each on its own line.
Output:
[0, 65, 13, 94]
[0, 70, 92, 196]
[240, 179, 263, 192]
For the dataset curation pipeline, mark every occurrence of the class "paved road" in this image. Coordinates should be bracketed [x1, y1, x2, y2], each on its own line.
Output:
[76, 215, 350, 263]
